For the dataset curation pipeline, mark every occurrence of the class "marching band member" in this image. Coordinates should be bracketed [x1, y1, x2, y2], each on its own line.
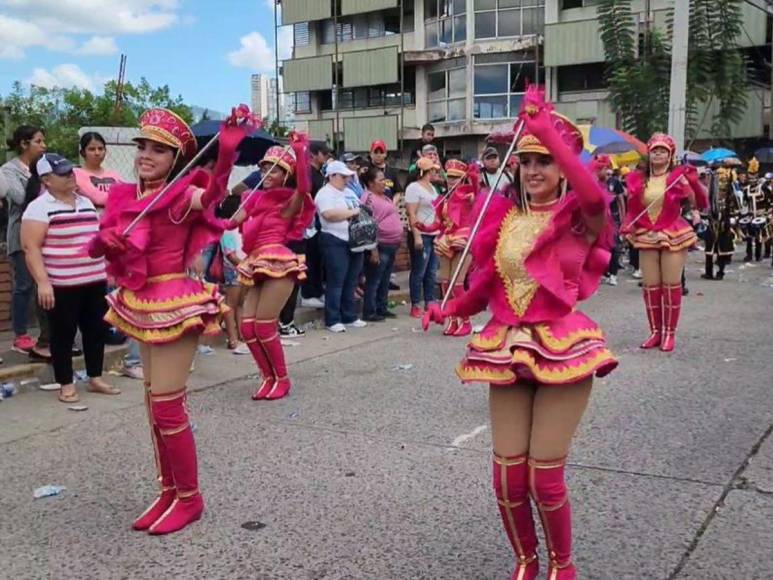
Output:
[227, 135, 314, 401]
[622, 134, 708, 352]
[702, 168, 735, 280]
[88, 107, 252, 534]
[433, 159, 478, 337]
[424, 87, 618, 580]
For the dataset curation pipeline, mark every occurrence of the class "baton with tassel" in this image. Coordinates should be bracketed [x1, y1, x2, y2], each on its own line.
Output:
[440, 118, 526, 309]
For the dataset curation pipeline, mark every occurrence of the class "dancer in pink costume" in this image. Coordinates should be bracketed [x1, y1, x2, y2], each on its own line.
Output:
[622, 133, 708, 352]
[227, 134, 314, 401]
[88, 107, 253, 535]
[424, 88, 618, 580]
[433, 159, 479, 337]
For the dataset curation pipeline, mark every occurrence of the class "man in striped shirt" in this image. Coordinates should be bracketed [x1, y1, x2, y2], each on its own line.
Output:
[21, 153, 118, 403]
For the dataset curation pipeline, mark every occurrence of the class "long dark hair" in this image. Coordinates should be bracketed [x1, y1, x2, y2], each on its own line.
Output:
[6, 125, 44, 155]
[23, 162, 42, 210]
[79, 131, 106, 155]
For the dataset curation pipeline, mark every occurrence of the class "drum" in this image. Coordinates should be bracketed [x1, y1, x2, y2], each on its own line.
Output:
[739, 216, 753, 238]
[751, 216, 767, 239]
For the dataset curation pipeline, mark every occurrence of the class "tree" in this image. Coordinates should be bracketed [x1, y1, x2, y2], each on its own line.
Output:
[1, 78, 193, 160]
[597, 0, 749, 143]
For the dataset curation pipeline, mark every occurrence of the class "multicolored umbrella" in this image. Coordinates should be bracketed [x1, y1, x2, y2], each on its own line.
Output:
[578, 125, 647, 166]
[700, 148, 737, 164]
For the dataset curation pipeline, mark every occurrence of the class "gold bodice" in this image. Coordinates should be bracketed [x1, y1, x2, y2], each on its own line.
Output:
[494, 207, 554, 316]
[644, 174, 667, 222]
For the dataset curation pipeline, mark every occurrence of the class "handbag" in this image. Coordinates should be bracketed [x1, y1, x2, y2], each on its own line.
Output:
[348, 198, 378, 253]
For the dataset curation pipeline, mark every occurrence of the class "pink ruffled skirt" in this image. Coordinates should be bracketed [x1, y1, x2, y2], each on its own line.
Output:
[456, 312, 618, 386]
[237, 243, 306, 286]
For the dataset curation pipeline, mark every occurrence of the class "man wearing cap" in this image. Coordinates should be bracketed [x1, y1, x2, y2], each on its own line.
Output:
[342, 152, 365, 199]
[480, 146, 512, 193]
[368, 140, 403, 201]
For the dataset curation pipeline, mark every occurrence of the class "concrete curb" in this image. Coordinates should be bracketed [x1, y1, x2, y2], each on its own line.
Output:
[2, 289, 411, 392]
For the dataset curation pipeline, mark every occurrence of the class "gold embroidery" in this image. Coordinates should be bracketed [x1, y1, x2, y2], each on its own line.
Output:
[512, 349, 616, 384]
[151, 389, 186, 402]
[470, 324, 510, 350]
[147, 273, 187, 283]
[494, 207, 553, 317]
[456, 363, 516, 383]
[533, 324, 605, 351]
[117, 284, 218, 312]
[106, 309, 217, 343]
[643, 174, 667, 222]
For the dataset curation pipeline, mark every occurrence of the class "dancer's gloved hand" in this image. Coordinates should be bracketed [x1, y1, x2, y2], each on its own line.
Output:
[422, 302, 450, 331]
[88, 228, 127, 258]
[290, 131, 311, 194]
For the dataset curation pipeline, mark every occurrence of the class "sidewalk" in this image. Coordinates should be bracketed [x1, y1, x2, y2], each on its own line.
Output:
[0, 271, 411, 388]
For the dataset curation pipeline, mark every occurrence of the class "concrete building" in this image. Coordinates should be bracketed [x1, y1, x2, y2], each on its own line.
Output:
[251, 73, 272, 121]
[279, 1, 770, 161]
[543, 0, 770, 144]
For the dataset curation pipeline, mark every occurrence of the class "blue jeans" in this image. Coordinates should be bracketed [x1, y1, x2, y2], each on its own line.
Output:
[363, 244, 398, 317]
[10, 251, 49, 345]
[124, 339, 142, 367]
[409, 233, 439, 307]
[320, 232, 364, 326]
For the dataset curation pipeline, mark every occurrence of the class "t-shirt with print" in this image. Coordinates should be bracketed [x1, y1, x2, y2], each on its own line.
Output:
[74, 167, 122, 208]
[404, 181, 439, 235]
[315, 183, 360, 242]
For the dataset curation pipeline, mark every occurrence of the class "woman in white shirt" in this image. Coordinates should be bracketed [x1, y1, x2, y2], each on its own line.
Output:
[404, 157, 442, 318]
[315, 161, 367, 332]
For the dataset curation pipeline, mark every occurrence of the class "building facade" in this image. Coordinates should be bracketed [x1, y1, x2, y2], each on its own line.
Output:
[279, 1, 770, 162]
[251, 73, 272, 122]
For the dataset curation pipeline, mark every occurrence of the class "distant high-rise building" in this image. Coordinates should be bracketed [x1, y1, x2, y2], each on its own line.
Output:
[250, 74, 271, 121]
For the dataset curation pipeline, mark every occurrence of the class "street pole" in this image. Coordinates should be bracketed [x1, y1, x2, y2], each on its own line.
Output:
[274, 0, 280, 129]
[668, 0, 690, 152]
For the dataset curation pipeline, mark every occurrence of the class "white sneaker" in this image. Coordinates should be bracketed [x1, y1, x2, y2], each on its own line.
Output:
[632, 269, 643, 279]
[346, 319, 367, 328]
[301, 297, 325, 309]
[607, 275, 618, 286]
[327, 323, 346, 333]
[197, 345, 214, 355]
[232, 342, 251, 355]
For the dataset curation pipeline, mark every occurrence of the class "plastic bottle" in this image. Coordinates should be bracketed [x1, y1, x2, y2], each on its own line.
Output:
[0, 381, 19, 400]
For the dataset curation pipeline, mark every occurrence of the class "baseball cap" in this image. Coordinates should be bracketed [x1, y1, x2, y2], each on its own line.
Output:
[370, 139, 387, 153]
[421, 144, 438, 154]
[36, 153, 75, 177]
[481, 146, 499, 159]
[326, 160, 356, 177]
[416, 157, 441, 172]
[341, 152, 363, 164]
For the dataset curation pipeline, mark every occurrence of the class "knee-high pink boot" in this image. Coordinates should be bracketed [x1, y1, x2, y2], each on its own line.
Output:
[494, 454, 540, 580]
[241, 318, 275, 400]
[255, 319, 291, 400]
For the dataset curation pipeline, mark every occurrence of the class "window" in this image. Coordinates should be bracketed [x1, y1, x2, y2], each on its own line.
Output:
[474, 0, 545, 39]
[427, 67, 466, 122]
[474, 60, 541, 119]
[293, 92, 311, 114]
[319, 73, 416, 111]
[425, 0, 466, 48]
[557, 64, 606, 92]
[561, 0, 603, 8]
[293, 22, 309, 47]
[321, 11, 400, 44]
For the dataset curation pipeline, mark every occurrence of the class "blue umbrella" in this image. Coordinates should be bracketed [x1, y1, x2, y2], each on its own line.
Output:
[191, 120, 278, 166]
[700, 148, 737, 164]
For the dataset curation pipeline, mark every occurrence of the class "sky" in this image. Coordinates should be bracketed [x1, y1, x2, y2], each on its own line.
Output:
[0, 0, 292, 114]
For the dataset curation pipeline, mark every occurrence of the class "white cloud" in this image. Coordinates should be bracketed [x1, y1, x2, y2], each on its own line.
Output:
[78, 36, 118, 56]
[0, 1, 179, 59]
[26, 63, 104, 91]
[227, 31, 274, 72]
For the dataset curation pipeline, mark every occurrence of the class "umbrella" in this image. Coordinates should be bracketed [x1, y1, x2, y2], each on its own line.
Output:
[191, 120, 279, 166]
[681, 151, 708, 167]
[753, 147, 773, 164]
[700, 148, 737, 164]
[578, 125, 647, 164]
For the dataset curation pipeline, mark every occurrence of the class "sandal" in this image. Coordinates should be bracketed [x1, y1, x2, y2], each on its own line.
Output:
[58, 387, 80, 403]
[87, 380, 121, 395]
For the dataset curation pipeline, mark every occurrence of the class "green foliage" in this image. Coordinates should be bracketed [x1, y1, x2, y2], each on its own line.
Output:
[596, 0, 670, 140]
[598, 0, 749, 143]
[1, 78, 193, 160]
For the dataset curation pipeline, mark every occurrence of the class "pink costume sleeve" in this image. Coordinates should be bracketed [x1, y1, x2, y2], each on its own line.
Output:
[674, 165, 709, 210]
[292, 134, 311, 196]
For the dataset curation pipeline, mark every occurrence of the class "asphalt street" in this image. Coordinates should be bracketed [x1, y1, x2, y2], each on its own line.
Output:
[1, 253, 772, 580]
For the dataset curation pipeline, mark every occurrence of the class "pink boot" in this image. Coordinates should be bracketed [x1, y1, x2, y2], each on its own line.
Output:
[640, 285, 663, 349]
[255, 319, 291, 400]
[241, 318, 275, 400]
[133, 383, 176, 531]
[148, 389, 204, 535]
[493, 454, 540, 580]
[529, 457, 576, 580]
[660, 284, 682, 352]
